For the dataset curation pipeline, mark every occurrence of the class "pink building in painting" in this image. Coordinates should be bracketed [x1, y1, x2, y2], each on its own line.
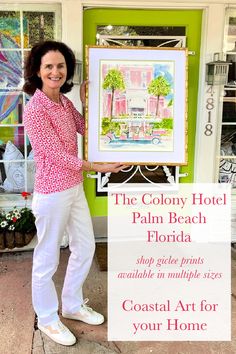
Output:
[102, 63, 173, 119]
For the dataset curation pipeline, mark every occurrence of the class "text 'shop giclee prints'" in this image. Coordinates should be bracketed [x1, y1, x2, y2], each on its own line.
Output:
[86, 46, 187, 165]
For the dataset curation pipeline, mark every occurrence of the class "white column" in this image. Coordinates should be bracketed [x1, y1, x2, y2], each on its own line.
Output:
[194, 4, 226, 182]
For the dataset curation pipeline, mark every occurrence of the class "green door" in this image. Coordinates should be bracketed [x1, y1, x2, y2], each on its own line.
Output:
[83, 8, 202, 218]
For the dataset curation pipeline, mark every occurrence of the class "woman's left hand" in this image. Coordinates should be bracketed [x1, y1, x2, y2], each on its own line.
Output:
[80, 80, 88, 107]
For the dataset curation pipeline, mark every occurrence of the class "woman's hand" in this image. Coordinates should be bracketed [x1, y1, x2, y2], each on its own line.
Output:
[82, 161, 128, 173]
[80, 80, 88, 107]
[94, 163, 128, 173]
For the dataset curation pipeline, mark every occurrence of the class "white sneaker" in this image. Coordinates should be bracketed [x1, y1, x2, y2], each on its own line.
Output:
[38, 320, 76, 346]
[62, 298, 104, 325]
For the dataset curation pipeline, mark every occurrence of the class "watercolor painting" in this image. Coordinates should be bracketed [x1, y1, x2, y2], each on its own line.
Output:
[100, 60, 174, 153]
[86, 46, 187, 165]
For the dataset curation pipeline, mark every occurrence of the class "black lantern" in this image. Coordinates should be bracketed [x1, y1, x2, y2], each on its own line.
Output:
[73, 59, 83, 85]
[206, 53, 231, 85]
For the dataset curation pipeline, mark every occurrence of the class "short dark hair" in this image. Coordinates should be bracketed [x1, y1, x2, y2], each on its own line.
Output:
[23, 40, 76, 95]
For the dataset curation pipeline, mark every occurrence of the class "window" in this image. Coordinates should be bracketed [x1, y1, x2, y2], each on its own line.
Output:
[0, 4, 61, 194]
[217, 9, 236, 188]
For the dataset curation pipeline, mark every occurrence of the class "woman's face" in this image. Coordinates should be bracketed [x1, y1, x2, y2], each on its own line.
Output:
[38, 50, 67, 94]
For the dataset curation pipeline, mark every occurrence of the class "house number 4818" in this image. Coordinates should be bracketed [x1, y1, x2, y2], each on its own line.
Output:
[204, 86, 214, 136]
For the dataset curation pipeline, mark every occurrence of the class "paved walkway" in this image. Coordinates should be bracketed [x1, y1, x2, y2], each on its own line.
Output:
[0, 248, 236, 354]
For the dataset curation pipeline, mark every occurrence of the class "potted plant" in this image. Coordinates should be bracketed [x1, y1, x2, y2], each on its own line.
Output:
[0, 210, 7, 249]
[0, 192, 36, 249]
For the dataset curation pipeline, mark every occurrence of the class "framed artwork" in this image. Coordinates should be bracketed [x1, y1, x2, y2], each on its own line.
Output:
[85, 45, 188, 165]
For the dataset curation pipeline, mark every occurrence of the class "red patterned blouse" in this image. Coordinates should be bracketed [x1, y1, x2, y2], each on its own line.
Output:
[23, 89, 85, 194]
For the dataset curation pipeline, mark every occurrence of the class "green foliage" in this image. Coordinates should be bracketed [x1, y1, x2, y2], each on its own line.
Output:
[0, 207, 36, 233]
[101, 118, 111, 135]
[102, 68, 126, 91]
[148, 76, 171, 97]
[101, 118, 120, 136]
[152, 122, 162, 129]
[113, 123, 121, 136]
[0, 210, 6, 226]
[152, 118, 173, 130]
[162, 118, 173, 130]
[15, 207, 36, 233]
[168, 98, 173, 107]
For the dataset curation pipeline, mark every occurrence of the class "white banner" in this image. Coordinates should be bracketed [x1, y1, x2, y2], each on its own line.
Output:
[108, 183, 231, 341]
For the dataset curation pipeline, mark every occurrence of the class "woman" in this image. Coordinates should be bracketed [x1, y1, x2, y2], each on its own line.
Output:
[23, 40, 126, 346]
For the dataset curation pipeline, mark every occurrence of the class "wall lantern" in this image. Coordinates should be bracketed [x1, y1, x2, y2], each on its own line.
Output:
[206, 53, 231, 86]
[73, 59, 83, 85]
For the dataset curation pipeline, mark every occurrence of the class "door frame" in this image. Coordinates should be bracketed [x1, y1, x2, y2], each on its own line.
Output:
[83, 6, 203, 218]
[78, 1, 228, 183]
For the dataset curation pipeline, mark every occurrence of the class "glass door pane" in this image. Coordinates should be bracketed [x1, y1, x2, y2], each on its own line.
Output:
[219, 9, 236, 189]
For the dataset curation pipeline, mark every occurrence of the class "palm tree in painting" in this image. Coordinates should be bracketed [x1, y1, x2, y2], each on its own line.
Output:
[148, 76, 171, 118]
[102, 68, 125, 119]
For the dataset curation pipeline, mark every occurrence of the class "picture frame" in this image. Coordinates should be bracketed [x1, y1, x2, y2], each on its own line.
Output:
[85, 45, 188, 165]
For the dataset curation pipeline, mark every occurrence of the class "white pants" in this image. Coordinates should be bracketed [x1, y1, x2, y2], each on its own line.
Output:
[31, 184, 95, 326]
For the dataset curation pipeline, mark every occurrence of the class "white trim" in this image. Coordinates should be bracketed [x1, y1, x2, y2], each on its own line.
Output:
[1, 0, 235, 8]
[0, 3, 61, 11]
[82, 0, 236, 8]
[194, 4, 227, 182]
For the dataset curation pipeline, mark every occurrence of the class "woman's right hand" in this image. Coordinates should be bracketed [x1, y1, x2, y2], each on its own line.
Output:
[82, 161, 128, 173]
[94, 162, 128, 173]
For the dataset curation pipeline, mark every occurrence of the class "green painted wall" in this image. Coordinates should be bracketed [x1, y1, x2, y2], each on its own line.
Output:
[83, 8, 202, 216]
